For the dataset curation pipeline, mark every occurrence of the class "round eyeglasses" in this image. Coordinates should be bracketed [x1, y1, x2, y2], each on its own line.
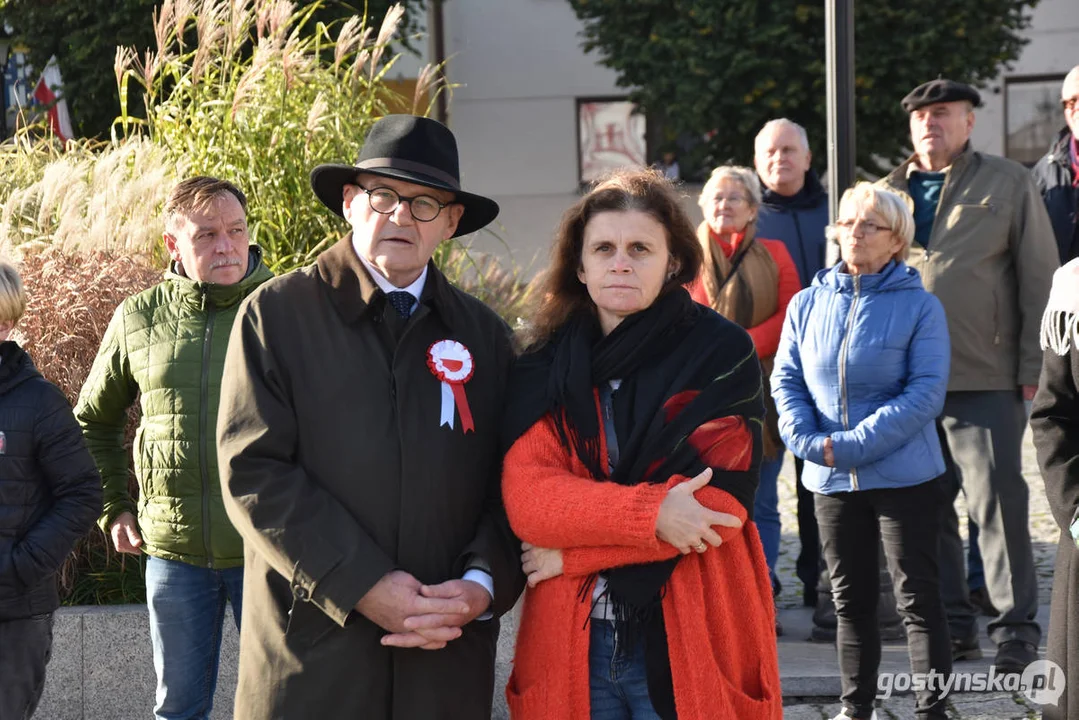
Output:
[834, 219, 889, 235]
[360, 185, 453, 222]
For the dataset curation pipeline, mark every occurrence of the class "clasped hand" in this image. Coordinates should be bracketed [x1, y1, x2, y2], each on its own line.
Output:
[655, 468, 743, 554]
[355, 570, 491, 650]
[518, 468, 744, 591]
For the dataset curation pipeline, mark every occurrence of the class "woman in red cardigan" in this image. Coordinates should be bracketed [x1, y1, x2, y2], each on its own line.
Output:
[687, 166, 801, 623]
[501, 168, 782, 720]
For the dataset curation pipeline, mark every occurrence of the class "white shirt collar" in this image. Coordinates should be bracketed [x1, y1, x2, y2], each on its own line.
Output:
[353, 240, 428, 304]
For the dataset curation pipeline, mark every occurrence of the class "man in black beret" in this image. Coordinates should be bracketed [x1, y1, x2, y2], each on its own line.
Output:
[217, 115, 525, 719]
[899, 78, 983, 114]
[881, 80, 1059, 675]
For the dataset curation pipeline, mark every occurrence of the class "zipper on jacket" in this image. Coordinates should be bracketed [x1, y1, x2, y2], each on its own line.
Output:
[200, 306, 216, 568]
[837, 275, 861, 491]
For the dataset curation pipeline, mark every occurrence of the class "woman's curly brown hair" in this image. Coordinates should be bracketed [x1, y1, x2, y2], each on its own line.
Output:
[524, 167, 702, 347]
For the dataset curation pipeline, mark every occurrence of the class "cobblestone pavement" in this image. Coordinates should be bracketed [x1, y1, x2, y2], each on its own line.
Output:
[778, 429, 1056, 719]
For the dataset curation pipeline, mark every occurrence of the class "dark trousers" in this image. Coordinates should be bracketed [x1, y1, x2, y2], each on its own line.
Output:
[817, 481, 952, 719]
[794, 457, 821, 598]
[0, 614, 54, 720]
[936, 390, 1040, 646]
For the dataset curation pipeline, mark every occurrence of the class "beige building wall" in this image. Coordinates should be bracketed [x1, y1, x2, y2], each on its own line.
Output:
[428, 0, 1078, 273]
[970, 0, 1079, 161]
[440, 0, 630, 274]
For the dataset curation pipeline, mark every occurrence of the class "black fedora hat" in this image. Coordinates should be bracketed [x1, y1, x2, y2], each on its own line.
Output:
[310, 114, 499, 238]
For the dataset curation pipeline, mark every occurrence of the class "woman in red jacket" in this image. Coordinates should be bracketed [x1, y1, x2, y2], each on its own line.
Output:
[502, 168, 782, 720]
[688, 166, 801, 623]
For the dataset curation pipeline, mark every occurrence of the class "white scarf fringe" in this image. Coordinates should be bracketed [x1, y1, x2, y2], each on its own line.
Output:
[1041, 309, 1079, 356]
[1041, 258, 1079, 356]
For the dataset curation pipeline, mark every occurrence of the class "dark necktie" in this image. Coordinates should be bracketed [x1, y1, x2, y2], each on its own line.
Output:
[386, 290, 414, 320]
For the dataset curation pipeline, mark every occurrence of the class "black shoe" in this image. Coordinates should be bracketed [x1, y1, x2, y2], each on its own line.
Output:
[776, 617, 784, 637]
[952, 633, 983, 662]
[969, 587, 999, 617]
[993, 640, 1038, 674]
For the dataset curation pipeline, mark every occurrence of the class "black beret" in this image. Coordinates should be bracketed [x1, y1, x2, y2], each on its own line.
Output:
[901, 79, 982, 113]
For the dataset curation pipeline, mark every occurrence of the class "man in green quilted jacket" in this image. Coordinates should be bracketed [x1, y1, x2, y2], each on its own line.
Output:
[75, 176, 273, 720]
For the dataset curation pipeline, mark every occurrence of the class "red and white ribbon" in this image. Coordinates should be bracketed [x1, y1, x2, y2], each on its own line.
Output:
[426, 340, 475, 433]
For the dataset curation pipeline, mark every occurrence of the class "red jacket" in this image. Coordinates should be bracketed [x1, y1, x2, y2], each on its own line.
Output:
[687, 234, 800, 358]
[502, 405, 782, 720]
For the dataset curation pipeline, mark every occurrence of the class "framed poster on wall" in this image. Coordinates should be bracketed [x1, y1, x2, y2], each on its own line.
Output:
[577, 98, 647, 186]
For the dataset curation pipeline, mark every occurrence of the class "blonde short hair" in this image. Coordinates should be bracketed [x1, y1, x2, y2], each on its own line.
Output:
[698, 166, 762, 210]
[827, 183, 915, 261]
[0, 261, 27, 325]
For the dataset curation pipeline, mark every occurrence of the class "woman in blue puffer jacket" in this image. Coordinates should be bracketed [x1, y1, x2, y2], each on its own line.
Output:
[771, 183, 951, 720]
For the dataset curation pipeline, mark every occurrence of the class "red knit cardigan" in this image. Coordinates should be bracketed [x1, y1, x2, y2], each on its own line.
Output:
[502, 404, 783, 720]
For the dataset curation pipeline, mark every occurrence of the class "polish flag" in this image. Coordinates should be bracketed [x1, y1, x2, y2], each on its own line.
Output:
[32, 56, 75, 142]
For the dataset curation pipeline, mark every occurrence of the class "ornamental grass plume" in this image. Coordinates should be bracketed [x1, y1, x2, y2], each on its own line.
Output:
[0, 133, 174, 257]
[439, 245, 537, 333]
[114, 0, 410, 272]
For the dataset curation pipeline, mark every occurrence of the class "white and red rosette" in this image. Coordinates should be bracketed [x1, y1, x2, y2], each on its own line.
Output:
[426, 339, 476, 433]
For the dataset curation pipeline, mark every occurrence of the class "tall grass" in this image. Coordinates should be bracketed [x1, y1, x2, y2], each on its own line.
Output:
[114, 0, 446, 272]
[0, 132, 175, 258]
[440, 246, 535, 332]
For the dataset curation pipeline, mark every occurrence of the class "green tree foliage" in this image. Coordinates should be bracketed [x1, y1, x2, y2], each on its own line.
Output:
[567, 0, 1039, 175]
[0, 0, 426, 139]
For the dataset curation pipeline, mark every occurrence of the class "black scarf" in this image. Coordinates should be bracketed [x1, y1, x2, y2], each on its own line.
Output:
[503, 288, 764, 666]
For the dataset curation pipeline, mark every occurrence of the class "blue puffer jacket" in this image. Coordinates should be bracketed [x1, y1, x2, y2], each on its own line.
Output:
[770, 260, 949, 494]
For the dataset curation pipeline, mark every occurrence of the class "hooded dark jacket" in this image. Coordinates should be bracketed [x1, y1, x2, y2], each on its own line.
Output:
[1032, 128, 1078, 264]
[756, 169, 830, 288]
[0, 342, 102, 621]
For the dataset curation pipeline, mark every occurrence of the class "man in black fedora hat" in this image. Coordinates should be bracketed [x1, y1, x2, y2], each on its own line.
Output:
[880, 79, 1057, 676]
[216, 114, 525, 719]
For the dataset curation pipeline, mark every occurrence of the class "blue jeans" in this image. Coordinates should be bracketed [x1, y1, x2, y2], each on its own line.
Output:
[145, 556, 243, 720]
[755, 456, 783, 588]
[589, 621, 662, 720]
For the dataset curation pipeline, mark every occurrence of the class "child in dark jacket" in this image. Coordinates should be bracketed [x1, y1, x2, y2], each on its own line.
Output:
[0, 261, 102, 720]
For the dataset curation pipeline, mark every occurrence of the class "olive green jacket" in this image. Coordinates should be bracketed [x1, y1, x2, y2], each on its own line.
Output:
[881, 146, 1059, 391]
[75, 248, 273, 568]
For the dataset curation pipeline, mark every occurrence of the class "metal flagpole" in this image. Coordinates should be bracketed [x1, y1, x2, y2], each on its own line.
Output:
[825, 0, 856, 223]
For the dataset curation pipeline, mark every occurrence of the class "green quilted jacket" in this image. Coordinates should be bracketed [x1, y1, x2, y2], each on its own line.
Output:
[75, 249, 273, 568]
